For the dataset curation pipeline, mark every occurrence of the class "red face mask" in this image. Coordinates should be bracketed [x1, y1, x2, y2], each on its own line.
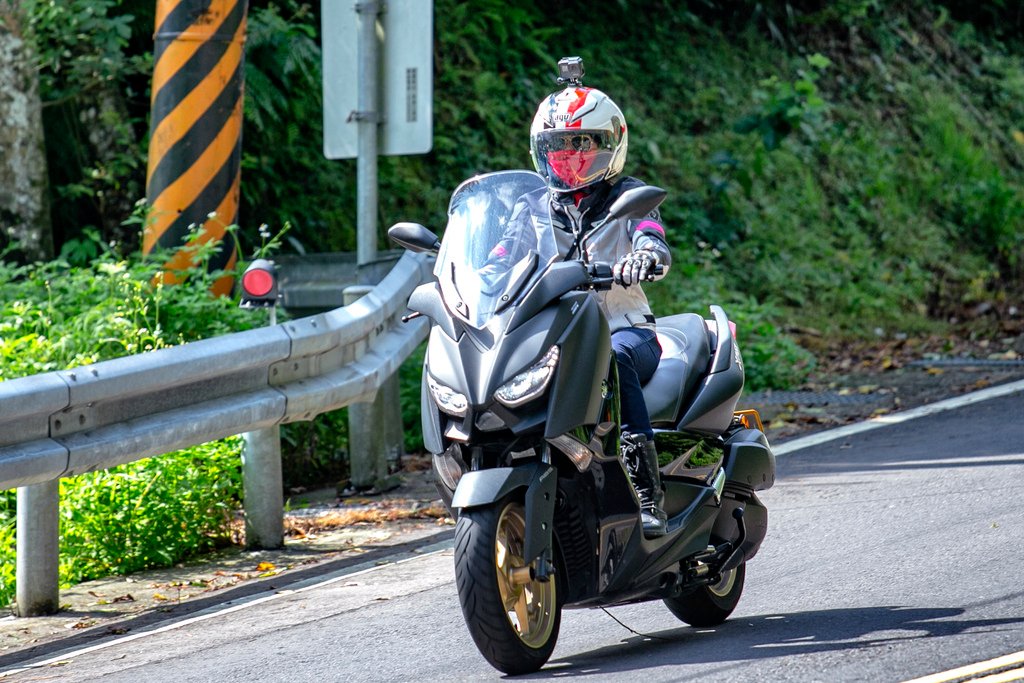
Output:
[546, 149, 601, 189]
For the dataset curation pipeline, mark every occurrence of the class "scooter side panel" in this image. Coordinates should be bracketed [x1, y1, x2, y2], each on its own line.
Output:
[723, 435, 776, 491]
[575, 484, 721, 605]
[676, 358, 744, 434]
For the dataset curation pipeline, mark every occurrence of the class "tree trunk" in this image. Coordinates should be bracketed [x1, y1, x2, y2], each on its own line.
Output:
[0, 3, 54, 261]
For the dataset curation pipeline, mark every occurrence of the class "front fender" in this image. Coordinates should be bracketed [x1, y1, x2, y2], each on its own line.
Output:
[451, 463, 557, 562]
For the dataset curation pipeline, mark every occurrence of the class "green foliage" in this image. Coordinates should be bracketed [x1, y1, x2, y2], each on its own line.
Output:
[57, 438, 242, 584]
[0, 439, 242, 606]
[909, 91, 1024, 271]
[734, 54, 833, 151]
[240, 2, 344, 253]
[932, 1, 1024, 38]
[400, 343, 427, 454]
[23, 0, 143, 103]
[0, 231, 262, 606]
[24, 0, 151, 250]
[0, 502, 13, 606]
[280, 410, 349, 490]
[731, 304, 817, 390]
[679, 0, 884, 45]
[0, 238, 258, 382]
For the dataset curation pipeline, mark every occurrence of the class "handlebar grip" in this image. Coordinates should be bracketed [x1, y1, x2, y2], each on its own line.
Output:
[587, 261, 663, 288]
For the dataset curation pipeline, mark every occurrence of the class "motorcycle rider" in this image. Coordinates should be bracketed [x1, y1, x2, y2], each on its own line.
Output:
[491, 59, 671, 537]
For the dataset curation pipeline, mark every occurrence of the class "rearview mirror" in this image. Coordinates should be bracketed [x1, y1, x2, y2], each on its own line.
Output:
[604, 186, 667, 223]
[388, 222, 441, 254]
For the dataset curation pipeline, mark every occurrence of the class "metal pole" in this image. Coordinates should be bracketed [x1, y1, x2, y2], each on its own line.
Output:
[242, 425, 284, 549]
[16, 480, 59, 616]
[344, 285, 403, 491]
[242, 304, 283, 549]
[356, 0, 381, 267]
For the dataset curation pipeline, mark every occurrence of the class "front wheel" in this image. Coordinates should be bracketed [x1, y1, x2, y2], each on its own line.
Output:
[663, 562, 746, 627]
[453, 498, 560, 675]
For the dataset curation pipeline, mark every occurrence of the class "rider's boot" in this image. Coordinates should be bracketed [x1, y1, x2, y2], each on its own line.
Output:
[621, 432, 668, 538]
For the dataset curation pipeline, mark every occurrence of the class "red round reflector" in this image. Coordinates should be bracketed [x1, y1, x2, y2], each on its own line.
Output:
[243, 268, 274, 297]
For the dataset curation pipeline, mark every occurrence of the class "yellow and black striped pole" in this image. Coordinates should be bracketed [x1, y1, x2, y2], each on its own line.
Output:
[144, 0, 248, 296]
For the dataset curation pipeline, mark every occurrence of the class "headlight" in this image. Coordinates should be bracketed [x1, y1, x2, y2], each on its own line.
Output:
[494, 345, 560, 408]
[428, 376, 468, 417]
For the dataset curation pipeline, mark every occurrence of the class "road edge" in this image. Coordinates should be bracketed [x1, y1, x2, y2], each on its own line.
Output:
[773, 377, 1024, 456]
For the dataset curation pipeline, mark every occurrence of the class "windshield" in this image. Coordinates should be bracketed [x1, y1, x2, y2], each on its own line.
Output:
[435, 171, 547, 327]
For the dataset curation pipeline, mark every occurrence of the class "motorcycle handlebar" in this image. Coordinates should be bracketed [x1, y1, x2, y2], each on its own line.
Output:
[586, 262, 664, 291]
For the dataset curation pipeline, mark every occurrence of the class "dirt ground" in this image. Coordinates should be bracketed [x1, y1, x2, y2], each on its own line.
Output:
[2, 332, 1023, 667]
[747, 330, 1024, 442]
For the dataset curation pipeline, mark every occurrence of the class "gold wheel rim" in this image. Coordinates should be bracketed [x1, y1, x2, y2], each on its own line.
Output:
[708, 567, 737, 598]
[494, 503, 556, 649]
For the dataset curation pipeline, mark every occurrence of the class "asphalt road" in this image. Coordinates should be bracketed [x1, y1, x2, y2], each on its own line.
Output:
[5, 390, 1023, 682]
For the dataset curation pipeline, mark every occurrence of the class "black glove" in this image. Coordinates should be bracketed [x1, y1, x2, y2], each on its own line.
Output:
[613, 250, 659, 286]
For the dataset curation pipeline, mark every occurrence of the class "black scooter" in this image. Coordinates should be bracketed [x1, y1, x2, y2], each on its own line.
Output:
[389, 170, 775, 675]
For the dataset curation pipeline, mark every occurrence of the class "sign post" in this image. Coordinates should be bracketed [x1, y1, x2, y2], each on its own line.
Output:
[355, 1, 381, 267]
[322, 2, 433, 492]
[322, 0, 434, 266]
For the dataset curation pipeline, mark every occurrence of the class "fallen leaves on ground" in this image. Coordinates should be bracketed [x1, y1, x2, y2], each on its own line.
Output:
[64, 620, 94, 630]
[280, 502, 449, 539]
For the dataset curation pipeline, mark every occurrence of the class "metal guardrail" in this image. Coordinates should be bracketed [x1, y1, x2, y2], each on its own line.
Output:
[0, 251, 433, 615]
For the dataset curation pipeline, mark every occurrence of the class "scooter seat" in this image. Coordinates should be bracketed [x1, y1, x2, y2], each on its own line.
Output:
[643, 313, 712, 426]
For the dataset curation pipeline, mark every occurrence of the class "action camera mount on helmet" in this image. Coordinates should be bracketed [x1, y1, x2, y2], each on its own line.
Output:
[556, 56, 584, 87]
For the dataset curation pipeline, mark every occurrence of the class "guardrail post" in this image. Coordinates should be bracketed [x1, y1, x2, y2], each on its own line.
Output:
[242, 427, 284, 549]
[239, 267, 284, 550]
[345, 286, 404, 491]
[16, 480, 59, 616]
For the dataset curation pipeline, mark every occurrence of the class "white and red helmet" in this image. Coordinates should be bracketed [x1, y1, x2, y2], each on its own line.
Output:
[530, 86, 629, 193]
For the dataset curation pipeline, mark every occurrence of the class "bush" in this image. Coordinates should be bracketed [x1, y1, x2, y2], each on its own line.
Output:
[57, 438, 243, 584]
[0, 234, 259, 607]
[0, 440, 242, 606]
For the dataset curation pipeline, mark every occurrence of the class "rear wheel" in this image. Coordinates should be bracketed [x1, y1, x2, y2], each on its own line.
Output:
[453, 498, 560, 674]
[663, 562, 745, 627]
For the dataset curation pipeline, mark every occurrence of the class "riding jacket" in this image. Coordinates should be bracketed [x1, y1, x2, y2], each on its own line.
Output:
[508, 176, 672, 333]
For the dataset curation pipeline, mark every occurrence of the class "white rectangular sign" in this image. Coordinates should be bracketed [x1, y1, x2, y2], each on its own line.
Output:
[322, 0, 434, 159]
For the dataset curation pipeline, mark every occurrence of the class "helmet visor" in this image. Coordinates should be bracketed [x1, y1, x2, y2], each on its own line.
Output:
[532, 130, 615, 191]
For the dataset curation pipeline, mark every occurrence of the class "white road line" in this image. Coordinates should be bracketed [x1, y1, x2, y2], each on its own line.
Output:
[774, 378, 1024, 456]
[973, 668, 1024, 683]
[0, 539, 455, 678]
[901, 649, 1024, 683]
